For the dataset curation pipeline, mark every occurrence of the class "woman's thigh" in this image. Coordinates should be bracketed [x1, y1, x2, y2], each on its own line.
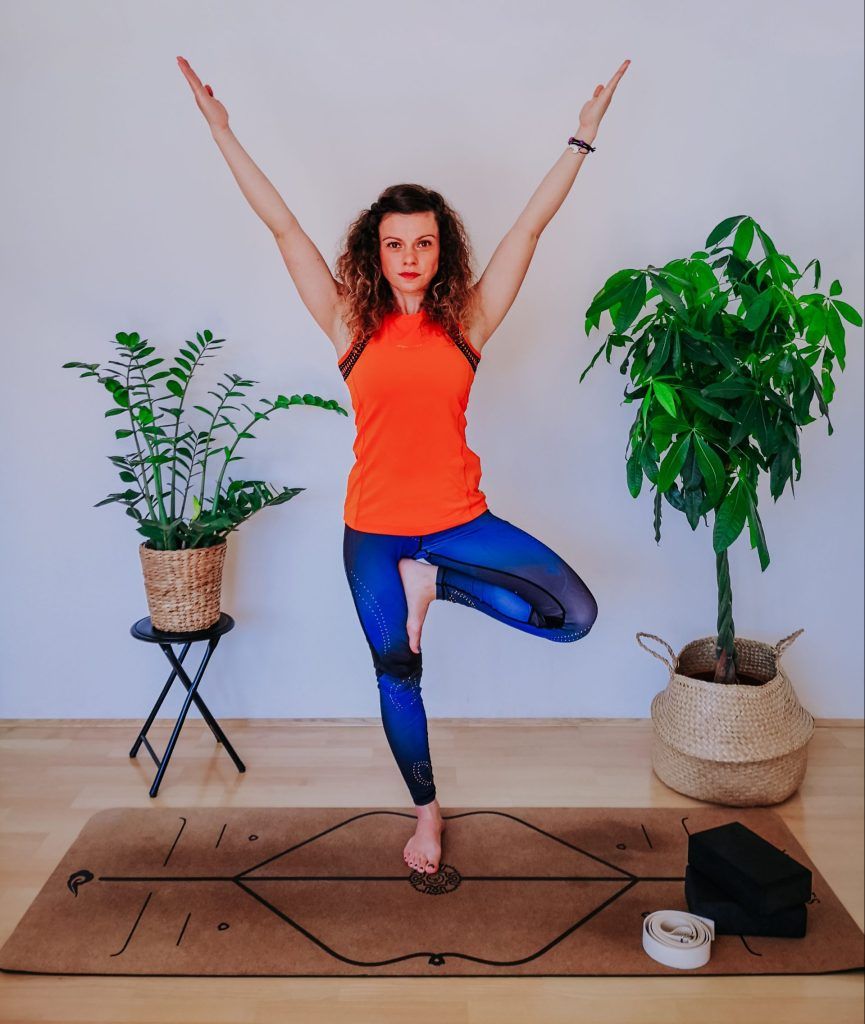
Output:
[421, 509, 598, 634]
[342, 525, 420, 679]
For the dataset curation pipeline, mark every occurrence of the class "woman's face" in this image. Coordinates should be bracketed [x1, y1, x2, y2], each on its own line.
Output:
[378, 211, 440, 303]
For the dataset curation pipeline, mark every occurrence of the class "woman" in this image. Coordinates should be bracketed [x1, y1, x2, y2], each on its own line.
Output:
[177, 54, 630, 877]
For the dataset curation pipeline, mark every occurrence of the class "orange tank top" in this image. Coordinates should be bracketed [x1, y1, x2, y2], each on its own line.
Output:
[337, 309, 489, 535]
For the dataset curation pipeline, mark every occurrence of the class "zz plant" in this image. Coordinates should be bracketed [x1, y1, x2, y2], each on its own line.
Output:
[63, 329, 348, 551]
[580, 215, 862, 684]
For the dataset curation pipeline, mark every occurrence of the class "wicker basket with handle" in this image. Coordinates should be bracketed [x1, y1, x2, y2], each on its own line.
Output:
[637, 629, 814, 806]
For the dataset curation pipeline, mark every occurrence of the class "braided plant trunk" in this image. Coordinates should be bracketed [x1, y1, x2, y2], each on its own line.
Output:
[714, 549, 738, 684]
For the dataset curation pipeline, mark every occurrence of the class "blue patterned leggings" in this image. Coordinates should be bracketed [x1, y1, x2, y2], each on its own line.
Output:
[342, 509, 599, 806]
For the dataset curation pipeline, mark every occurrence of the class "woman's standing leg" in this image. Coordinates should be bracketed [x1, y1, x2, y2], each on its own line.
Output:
[343, 524, 446, 875]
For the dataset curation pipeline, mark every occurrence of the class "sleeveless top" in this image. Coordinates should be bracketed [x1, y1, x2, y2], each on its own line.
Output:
[337, 308, 489, 535]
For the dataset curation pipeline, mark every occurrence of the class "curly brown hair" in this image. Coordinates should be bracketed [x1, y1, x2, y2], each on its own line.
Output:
[334, 183, 480, 351]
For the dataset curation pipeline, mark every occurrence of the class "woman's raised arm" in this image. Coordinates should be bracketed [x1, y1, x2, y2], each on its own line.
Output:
[176, 57, 345, 349]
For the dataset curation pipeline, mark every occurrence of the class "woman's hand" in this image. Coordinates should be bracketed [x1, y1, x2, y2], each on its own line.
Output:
[577, 59, 631, 134]
[176, 56, 229, 132]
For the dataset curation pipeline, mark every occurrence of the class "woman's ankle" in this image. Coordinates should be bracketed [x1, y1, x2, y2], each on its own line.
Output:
[415, 797, 441, 818]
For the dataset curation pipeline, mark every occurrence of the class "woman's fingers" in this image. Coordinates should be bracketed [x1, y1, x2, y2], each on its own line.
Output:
[577, 60, 630, 129]
[177, 56, 207, 96]
[602, 59, 631, 96]
[176, 56, 229, 129]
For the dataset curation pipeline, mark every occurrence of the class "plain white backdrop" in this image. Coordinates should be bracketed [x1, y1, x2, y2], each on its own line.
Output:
[1, 0, 862, 719]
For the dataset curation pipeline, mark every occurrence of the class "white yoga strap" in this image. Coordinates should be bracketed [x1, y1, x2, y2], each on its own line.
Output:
[642, 910, 716, 969]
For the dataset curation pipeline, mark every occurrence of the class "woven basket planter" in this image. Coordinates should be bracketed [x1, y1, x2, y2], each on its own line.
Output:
[139, 539, 227, 633]
[637, 629, 815, 807]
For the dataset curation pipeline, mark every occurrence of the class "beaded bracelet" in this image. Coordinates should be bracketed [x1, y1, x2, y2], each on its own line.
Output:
[567, 136, 596, 154]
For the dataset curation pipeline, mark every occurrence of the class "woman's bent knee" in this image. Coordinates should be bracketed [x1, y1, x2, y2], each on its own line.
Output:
[561, 593, 599, 641]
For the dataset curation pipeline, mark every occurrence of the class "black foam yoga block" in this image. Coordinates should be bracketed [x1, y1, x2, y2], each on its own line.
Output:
[688, 821, 812, 915]
[685, 864, 808, 937]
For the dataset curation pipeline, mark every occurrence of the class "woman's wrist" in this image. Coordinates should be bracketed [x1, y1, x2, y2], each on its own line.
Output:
[575, 124, 598, 143]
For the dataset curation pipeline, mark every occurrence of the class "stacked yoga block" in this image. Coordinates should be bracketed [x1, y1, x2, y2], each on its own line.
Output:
[685, 821, 812, 937]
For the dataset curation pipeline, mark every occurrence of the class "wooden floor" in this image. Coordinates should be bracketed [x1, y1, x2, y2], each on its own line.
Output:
[0, 717, 862, 1023]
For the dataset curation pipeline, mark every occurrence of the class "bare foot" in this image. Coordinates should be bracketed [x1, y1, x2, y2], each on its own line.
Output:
[398, 558, 438, 654]
[403, 799, 446, 874]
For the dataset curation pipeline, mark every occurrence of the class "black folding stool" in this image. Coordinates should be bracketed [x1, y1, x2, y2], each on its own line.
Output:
[129, 612, 245, 797]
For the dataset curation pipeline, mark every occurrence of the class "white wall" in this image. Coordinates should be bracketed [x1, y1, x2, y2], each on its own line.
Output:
[1, 0, 862, 719]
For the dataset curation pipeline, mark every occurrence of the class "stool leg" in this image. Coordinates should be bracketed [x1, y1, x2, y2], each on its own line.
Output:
[148, 639, 214, 797]
[129, 640, 193, 758]
[164, 637, 246, 774]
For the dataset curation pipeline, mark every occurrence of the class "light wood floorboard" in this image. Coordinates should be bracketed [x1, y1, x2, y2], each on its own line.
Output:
[0, 718, 862, 1023]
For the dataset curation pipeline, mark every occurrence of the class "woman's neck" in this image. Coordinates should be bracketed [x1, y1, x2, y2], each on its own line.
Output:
[392, 290, 425, 315]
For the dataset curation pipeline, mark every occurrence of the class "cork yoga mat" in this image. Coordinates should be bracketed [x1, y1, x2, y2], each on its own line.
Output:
[1, 805, 862, 977]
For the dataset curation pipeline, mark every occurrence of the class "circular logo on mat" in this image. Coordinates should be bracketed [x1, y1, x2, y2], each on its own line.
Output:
[410, 863, 461, 894]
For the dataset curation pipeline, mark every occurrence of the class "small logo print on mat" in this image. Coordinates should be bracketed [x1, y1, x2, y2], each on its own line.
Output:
[410, 863, 461, 895]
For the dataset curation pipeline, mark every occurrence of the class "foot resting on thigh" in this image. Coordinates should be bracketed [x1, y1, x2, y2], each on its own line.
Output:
[398, 558, 438, 655]
[403, 798, 446, 874]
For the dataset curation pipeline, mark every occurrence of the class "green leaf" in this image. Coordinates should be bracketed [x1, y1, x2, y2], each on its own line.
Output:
[732, 217, 754, 261]
[729, 394, 757, 447]
[832, 299, 862, 326]
[692, 433, 726, 506]
[671, 324, 682, 372]
[769, 444, 798, 499]
[626, 452, 643, 498]
[645, 324, 672, 377]
[754, 223, 778, 259]
[639, 440, 659, 484]
[702, 380, 754, 398]
[653, 381, 678, 417]
[705, 335, 739, 374]
[713, 482, 749, 553]
[645, 271, 686, 318]
[578, 338, 608, 381]
[613, 274, 648, 333]
[825, 305, 847, 370]
[743, 289, 773, 330]
[821, 361, 836, 403]
[705, 215, 747, 248]
[664, 483, 686, 511]
[805, 304, 826, 343]
[744, 487, 771, 570]
[680, 387, 738, 423]
[657, 434, 691, 492]
[653, 486, 662, 542]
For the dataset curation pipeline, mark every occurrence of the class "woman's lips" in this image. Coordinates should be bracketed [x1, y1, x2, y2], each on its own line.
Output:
[399, 272, 420, 278]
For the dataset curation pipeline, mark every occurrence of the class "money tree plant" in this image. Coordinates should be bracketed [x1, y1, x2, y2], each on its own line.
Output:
[579, 214, 862, 684]
[63, 329, 348, 551]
